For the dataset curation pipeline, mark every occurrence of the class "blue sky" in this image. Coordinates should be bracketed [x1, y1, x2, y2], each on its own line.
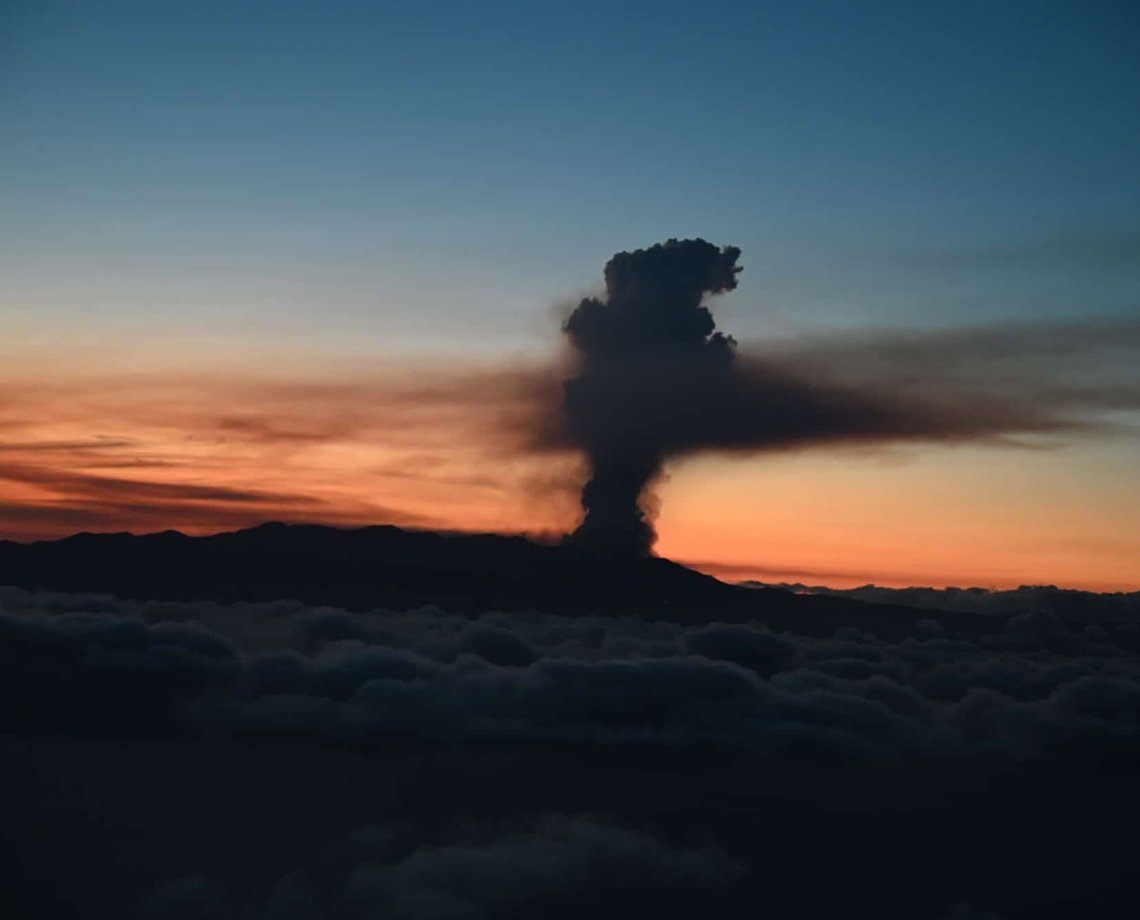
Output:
[4, 0, 1138, 354]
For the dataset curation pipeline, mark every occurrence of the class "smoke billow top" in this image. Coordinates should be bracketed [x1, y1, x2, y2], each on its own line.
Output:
[562, 240, 743, 555]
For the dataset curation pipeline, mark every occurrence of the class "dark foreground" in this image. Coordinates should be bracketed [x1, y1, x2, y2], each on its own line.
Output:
[2, 526, 1139, 918]
[6, 737, 1138, 920]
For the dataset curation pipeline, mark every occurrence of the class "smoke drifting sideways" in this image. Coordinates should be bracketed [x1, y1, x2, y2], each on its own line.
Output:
[562, 240, 742, 555]
[557, 239, 1123, 557]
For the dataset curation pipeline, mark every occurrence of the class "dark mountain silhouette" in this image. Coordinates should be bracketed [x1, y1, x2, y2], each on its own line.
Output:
[0, 521, 1010, 638]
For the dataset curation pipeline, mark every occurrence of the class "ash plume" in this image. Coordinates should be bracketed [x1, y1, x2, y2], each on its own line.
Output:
[557, 240, 1138, 557]
[562, 239, 742, 555]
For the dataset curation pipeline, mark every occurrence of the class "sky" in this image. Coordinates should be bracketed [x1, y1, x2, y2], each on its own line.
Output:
[2, 0, 1139, 589]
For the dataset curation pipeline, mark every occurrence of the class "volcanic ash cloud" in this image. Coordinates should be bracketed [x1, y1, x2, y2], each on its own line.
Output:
[555, 239, 1138, 557]
[561, 239, 742, 556]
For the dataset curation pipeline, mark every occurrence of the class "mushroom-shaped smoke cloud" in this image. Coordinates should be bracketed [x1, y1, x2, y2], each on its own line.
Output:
[562, 239, 742, 556]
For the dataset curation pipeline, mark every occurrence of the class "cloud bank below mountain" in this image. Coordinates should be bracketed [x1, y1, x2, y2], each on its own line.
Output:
[4, 584, 1140, 918]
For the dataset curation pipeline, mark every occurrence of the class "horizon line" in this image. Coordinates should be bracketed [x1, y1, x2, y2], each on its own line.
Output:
[3, 519, 1136, 596]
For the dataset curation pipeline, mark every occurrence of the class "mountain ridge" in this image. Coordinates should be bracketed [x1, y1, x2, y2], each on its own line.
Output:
[0, 521, 1004, 638]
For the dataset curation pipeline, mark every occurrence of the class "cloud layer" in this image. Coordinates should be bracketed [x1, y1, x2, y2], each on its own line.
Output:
[4, 584, 1139, 757]
[4, 586, 1140, 918]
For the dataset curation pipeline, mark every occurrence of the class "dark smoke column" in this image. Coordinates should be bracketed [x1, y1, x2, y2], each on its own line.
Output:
[562, 239, 742, 556]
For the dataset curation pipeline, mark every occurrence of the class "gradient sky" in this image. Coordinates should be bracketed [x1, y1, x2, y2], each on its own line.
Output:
[3, 0, 1139, 589]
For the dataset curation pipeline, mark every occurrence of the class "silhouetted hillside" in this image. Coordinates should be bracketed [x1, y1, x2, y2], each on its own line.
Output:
[0, 522, 1016, 638]
[745, 580, 1140, 624]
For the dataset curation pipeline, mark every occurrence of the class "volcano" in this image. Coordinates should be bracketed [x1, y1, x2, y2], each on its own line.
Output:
[0, 521, 1008, 639]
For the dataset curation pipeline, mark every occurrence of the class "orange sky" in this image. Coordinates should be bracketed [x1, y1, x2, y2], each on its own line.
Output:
[4, 344, 1138, 592]
[654, 451, 1139, 591]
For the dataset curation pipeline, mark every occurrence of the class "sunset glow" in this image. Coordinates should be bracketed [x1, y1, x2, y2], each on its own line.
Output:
[4, 341, 1136, 590]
